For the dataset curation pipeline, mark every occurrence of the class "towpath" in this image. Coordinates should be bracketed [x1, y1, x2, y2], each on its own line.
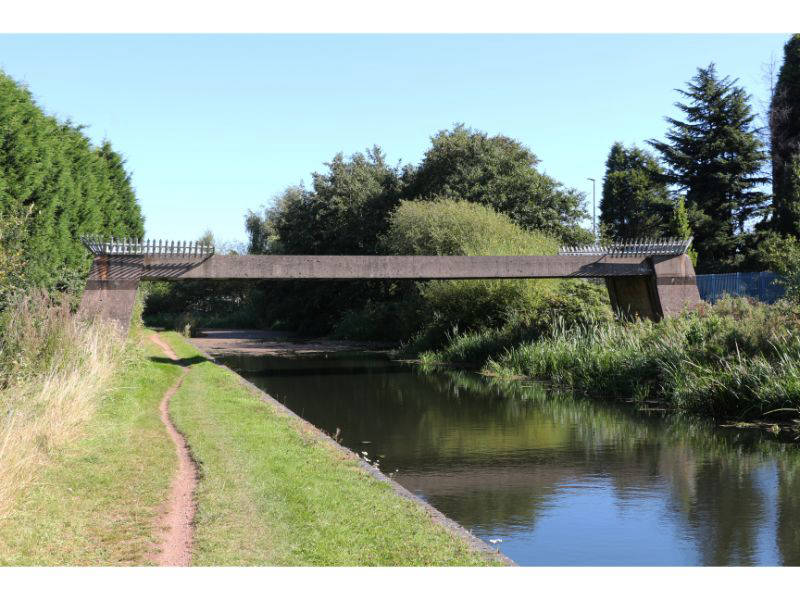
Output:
[149, 333, 197, 567]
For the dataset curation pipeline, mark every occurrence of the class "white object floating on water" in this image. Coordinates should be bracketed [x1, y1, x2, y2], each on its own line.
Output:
[489, 539, 503, 544]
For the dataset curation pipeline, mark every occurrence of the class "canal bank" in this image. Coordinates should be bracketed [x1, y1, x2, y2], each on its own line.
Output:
[180, 331, 510, 565]
[164, 331, 508, 565]
[0, 328, 505, 566]
[195, 329, 800, 567]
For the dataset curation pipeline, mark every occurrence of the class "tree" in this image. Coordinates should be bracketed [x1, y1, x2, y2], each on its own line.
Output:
[237, 127, 600, 335]
[381, 197, 560, 333]
[769, 34, 800, 237]
[0, 70, 144, 295]
[245, 188, 304, 254]
[242, 148, 404, 334]
[96, 141, 144, 239]
[648, 64, 769, 273]
[599, 142, 673, 240]
[249, 147, 402, 256]
[406, 125, 592, 245]
[759, 233, 800, 302]
[671, 196, 698, 266]
[0, 207, 29, 311]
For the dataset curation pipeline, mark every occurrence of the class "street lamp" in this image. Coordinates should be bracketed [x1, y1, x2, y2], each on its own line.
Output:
[587, 177, 596, 241]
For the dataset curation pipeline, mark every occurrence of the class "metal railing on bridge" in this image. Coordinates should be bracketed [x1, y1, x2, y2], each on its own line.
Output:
[81, 236, 215, 257]
[558, 237, 693, 257]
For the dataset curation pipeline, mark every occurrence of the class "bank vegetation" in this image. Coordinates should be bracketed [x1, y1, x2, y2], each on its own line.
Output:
[423, 297, 800, 421]
[0, 293, 126, 517]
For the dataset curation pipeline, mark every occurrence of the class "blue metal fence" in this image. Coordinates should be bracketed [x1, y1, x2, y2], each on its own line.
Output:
[696, 271, 785, 304]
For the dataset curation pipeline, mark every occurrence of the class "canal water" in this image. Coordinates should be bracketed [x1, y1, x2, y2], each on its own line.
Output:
[217, 352, 800, 566]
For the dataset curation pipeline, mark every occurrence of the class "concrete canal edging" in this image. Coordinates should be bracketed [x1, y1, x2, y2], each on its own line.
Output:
[185, 337, 515, 566]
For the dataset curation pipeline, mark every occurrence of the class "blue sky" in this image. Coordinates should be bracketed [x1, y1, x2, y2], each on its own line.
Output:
[0, 34, 789, 243]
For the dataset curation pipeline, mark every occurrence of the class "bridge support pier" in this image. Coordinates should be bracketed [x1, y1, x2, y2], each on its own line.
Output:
[77, 255, 142, 334]
[605, 254, 701, 320]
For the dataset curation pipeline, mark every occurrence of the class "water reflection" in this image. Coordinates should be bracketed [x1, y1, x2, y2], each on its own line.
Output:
[219, 353, 800, 566]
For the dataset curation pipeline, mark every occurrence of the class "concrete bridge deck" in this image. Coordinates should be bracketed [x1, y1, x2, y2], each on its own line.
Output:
[77, 237, 701, 333]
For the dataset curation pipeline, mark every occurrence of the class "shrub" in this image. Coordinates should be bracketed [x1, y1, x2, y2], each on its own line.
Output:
[381, 196, 559, 257]
[142, 280, 265, 332]
[332, 296, 427, 341]
[381, 198, 567, 342]
[758, 233, 800, 302]
[0, 209, 30, 314]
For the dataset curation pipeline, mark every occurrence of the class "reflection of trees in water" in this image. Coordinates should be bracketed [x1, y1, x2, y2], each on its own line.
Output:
[777, 458, 800, 565]
[247, 359, 800, 565]
[658, 447, 767, 565]
[476, 374, 800, 565]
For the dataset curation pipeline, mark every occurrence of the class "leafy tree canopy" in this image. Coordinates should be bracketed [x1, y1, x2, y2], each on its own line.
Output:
[406, 125, 592, 245]
[236, 126, 596, 335]
[248, 147, 402, 256]
[0, 70, 144, 294]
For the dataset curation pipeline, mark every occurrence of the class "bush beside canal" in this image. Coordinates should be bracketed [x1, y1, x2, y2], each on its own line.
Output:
[424, 297, 800, 421]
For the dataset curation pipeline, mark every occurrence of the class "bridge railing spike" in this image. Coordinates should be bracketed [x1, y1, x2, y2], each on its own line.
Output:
[557, 237, 695, 258]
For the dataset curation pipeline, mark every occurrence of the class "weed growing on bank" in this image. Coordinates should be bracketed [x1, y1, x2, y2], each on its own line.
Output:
[0, 293, 127, 516]
[479, 297, 800, 420]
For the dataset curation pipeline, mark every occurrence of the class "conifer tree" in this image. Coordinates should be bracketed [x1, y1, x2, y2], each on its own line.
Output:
[0, 69, 144, 294]
[97, 141, 144, 238]
[769, 34, 800, 237]
[599, 142, 673, 240]
[648, 64, 769, 273]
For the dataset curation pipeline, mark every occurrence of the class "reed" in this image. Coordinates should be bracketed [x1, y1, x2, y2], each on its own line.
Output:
[456, 296, 800, 420]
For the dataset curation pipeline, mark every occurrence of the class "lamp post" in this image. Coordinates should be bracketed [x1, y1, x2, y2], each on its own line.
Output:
[587, 177, 596, 241]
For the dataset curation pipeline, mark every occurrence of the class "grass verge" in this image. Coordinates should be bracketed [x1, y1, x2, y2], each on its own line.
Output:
[0, 294, 128, 517]
[161, 332, 501, 566]
[0, 332, 178, 565]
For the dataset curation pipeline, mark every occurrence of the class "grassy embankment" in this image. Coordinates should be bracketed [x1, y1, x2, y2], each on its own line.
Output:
[420, 297, 800, 421]
[0, 303, 499, 565]
[0, 302, 180, 564]
[162, 332, 499, 565]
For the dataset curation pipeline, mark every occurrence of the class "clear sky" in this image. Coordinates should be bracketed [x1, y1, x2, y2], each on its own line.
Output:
[0, 34, 790, 244]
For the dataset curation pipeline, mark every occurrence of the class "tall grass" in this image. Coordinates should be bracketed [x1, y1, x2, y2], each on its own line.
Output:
[0, 292, 126, 516]
[468, 297, 800, 420]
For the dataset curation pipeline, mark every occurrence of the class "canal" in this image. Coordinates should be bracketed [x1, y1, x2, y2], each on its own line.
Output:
[217, 352, 800, 566]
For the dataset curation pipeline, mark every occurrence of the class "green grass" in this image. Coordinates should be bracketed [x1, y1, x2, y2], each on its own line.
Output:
[161, 332, 500, 566]
[1, 328, 499, 565]
[0, 333, 179, 565]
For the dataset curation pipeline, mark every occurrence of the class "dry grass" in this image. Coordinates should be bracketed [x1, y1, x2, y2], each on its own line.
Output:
[0, 294, 126, 517]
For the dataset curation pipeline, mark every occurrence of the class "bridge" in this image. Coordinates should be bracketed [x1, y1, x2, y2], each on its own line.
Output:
[78, 236, 701, 333]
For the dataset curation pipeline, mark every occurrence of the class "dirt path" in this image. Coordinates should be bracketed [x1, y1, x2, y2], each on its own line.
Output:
[149, 333, 197, 567]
